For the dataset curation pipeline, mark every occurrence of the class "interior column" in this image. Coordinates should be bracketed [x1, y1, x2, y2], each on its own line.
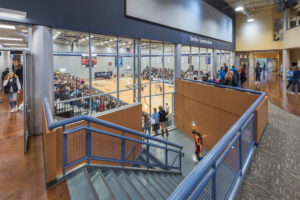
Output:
[282, 8, 290, 81]
[32, 25, 53, 134]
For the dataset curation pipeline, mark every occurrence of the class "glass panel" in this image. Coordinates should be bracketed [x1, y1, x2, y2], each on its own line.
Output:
[181, 45, 191, 79]
[119, 90, 134, 105]
[151, 95, 163, 115]
[164, 93, 174, 115]
[207, 48, 213, 75]
[118, 37, 135, 94]
[53, 29, 91, 112]
[141, 41, 150, 97]
[191, 46, 199, 79]
[141, 96, 150, 114]
[200, 48, 207, 74]
[53, 30, 89, 52]
[216, 49, 221, 71]
[90, 34, 117, 96]
[151, 42, 163, 95]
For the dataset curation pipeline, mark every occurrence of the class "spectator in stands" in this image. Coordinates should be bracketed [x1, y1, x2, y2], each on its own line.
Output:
[3, 72, 21, 113]
[291, 66, 300, 95]
[240, 66, 247, 88]
[143, 113, 151, 135]
[219, 67, 225, 83]
[152, 108, 159, 136]
[286, 67, 293, 92]
[158, 106, 168, 137]
[192, 130, 203, 161]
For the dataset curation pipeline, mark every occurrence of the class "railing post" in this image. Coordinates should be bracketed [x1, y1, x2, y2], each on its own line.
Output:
[146, 138, 150, 169]
[239, 130, 243, 176]
[252, 113, 255, 145]
[179, 149, 182, 173]
[121, 131, 125, 168]
[165, 144, 168, 170]
[212, 163, 216, 200]
[87, 122, 91, 165]
[62, 126, 67, 176]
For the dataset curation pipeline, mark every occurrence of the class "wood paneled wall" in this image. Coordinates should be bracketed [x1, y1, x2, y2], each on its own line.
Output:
[176, 80, 263, 150]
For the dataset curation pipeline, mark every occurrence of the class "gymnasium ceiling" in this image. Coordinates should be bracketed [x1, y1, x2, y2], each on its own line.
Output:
[224, 0, 275, 12]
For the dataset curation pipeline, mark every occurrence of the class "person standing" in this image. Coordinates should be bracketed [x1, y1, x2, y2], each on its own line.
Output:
[3, 72, 21, 112]
[165, 103, 170, 115]
[192, 130, 203, 161]
[143, 113, 151, 135]
[291, 66, 300, 95]
[286, 67, 293, 92]
[231, 66, 240, 86]
[152, 108, 159, 136]
[219, 67, 225, 83]
[158, 106, 168, 137]
[263, 62, 266, 73]
[223, 63, 228, 74]
[255, 63, 261, 87]
[240, 66, 247, 88]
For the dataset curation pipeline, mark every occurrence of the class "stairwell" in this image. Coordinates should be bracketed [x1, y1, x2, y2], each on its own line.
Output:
[66, 129, 207, 200]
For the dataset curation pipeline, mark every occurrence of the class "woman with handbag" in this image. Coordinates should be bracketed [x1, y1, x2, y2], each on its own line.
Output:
[3, 72, 21, 113]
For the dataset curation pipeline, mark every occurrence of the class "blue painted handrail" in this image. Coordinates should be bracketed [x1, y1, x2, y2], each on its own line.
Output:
[44, 97, 182, 149]
[168, 79, 266, 200]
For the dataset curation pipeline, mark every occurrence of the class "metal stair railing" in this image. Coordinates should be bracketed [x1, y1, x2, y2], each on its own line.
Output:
[43, 98, 183, 176]
[168, 79, 266, 200]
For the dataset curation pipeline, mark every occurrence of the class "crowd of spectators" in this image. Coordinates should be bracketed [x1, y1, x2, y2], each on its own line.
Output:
[142, 66, 174, 81]
[54, 72, 119, 116]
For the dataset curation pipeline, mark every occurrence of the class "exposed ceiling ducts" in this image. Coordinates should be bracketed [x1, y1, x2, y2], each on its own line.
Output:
[274, 0, 299, 12]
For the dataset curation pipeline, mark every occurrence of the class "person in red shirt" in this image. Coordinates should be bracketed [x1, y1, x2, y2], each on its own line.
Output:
[192, 130, 203, 161]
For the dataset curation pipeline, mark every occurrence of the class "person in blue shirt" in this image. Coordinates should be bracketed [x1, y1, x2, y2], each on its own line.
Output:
[286, 67, 293, 92]
[152, 108, 159, 136]
[219, 67, 225, 83]
[231, 66, 240, 87]
[291, 66, 300, 95]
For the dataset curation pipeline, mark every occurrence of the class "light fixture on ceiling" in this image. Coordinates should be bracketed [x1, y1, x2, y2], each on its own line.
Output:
[2, 43, 27, 46]
[0, 37, 23, 41]
[0, 24, 16, 30]
[247, 15, 255, 22]
[0, 8, 27, 18]
[235, 2, 244, 12]
[21, 29, 28, 33]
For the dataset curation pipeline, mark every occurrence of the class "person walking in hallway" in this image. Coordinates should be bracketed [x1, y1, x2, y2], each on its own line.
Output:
[240, 66, 247, 88]
[143, 113, 151, 135]
[286, 67, 293, 92]
[158, 105, 168, 137]
[291, 66, 300, 95]
[1, 68, 10, 103]
[255, 63, 261, 87]
[192, 130, 203, 162]
[3, 72, 21, 112]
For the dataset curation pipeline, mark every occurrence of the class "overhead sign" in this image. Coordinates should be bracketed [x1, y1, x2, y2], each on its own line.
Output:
[190, 36, 213, 45]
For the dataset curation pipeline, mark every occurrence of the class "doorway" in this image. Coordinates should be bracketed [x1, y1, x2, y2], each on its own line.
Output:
[0, 22, 32, 153]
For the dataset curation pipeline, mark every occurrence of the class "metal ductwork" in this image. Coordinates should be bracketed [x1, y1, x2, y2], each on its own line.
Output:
[274, 0, 285, 12]
[285, 0, 298, 8]
[274, 0, 299, 12]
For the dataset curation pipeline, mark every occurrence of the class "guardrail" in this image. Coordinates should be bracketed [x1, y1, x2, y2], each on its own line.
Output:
[168, 78, 266, 200]
[43, 98, 183, 176]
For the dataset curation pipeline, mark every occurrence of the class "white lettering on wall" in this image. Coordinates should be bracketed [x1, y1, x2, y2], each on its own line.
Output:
[190, 36, 213, 45]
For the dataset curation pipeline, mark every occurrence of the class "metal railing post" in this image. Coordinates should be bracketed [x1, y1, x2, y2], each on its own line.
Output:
[121, 131, 125, 167]
[212, 163, 217, 200]
[239, 130, 243, 175]
[146, 138, 150, 169]
[87, 122, 91, 165]
[179, 149, 182, 173]
[252, 113, 255, 145]
[165, 144, 168, 170]
[62, 125, 67, 176]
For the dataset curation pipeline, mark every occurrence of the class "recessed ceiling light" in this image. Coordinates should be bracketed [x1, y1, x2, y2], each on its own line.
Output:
[0, 37, 23, 41]
[247, 18, 255, 22]
[235, 2, 244, 12]
[3, 43, 26, 46]
[235, 6, 244, 11]
[0, 24, 16, 30]
[21, 29, 28, 33]
[0, 8, 27, 18]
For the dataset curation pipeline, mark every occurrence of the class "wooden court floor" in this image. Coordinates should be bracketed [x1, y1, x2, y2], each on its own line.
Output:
[92, 77, 175, 114]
